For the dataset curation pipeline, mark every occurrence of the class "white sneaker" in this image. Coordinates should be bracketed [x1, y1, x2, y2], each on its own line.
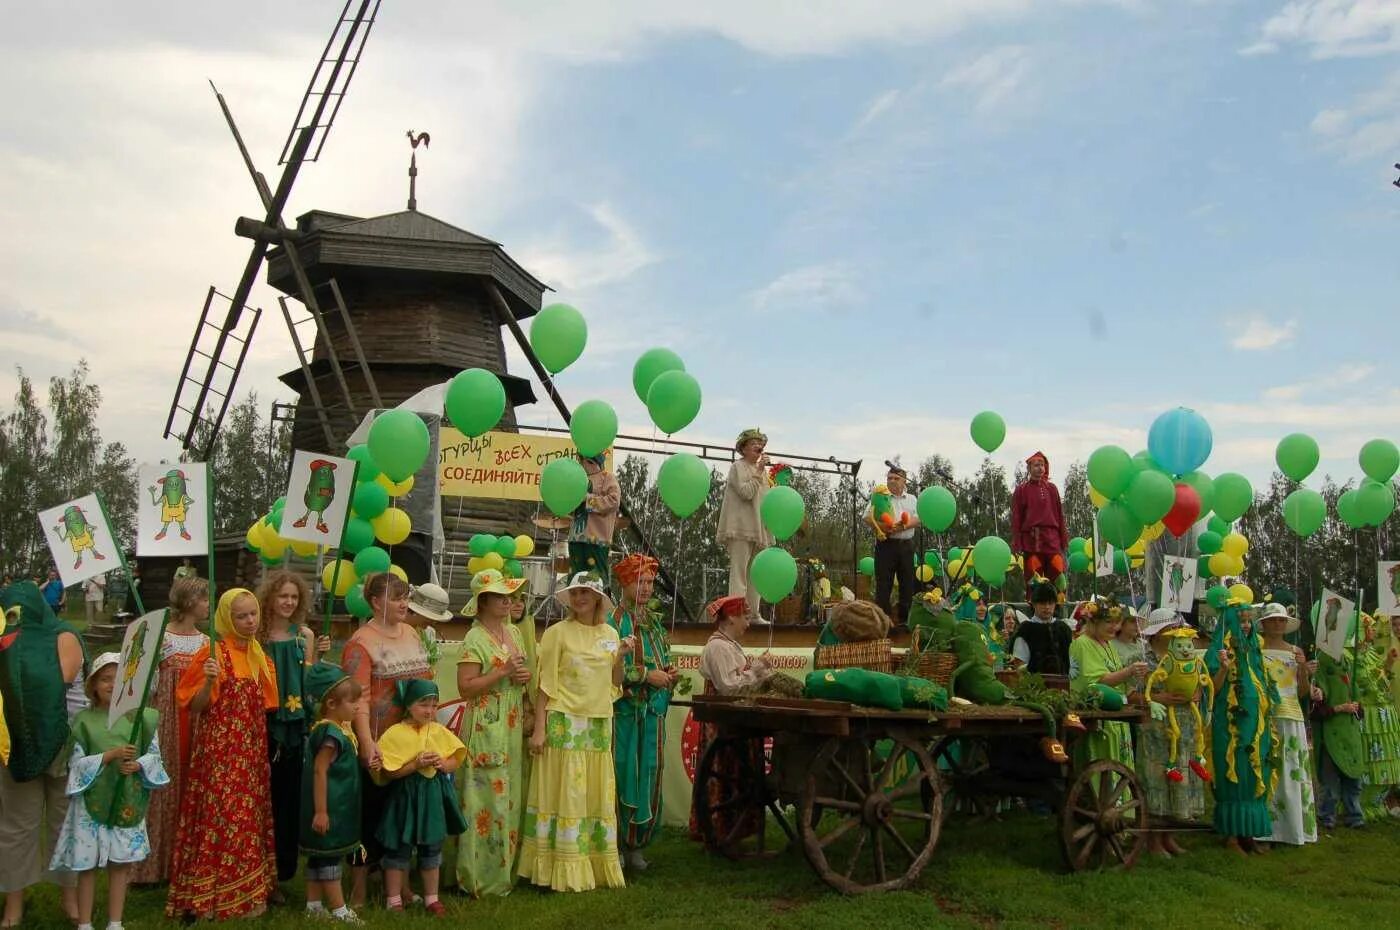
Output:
[628, 851, 649, 871]
[331, 906, 364, 925]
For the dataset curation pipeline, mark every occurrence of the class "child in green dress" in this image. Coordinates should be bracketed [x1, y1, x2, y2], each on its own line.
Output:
[375, 680, 467, 916]
[300, 665, 366, 923]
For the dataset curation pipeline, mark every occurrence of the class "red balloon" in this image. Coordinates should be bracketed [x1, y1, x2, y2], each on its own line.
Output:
[1162, 483, 1202, 537]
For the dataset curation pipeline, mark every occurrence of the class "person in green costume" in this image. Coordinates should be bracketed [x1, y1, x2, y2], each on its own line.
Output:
[1206, 599, 1278, 853]
[1314, 649, 1364, 829]
[1069, 600, 1147, 772]
[300, 663, 366, 923]
[609, 554, 674, 872]
[1354, 612, 1400, 821]
[49, 653, 168, 930]
[0, 580, 86, 927]
[375, 679, 467, 915]
[455, 569, 532, 898]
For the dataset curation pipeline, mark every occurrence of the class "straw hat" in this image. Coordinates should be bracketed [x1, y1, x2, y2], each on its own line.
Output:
[88, 651, 120, 680]
[553, 571, 614, 616]
[461, 570, 525, 618]
[1142, 608, 1185, 639]
[407, 582, 454, 622]
[734, 428, 767, 451]
[1257, 602, 1298, 635]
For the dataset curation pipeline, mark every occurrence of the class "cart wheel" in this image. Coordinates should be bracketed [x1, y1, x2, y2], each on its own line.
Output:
[797, 735, 943, 895]
[695, 736, 783, 860]
[1059, 760, 1147, 871]
[930, 735, 993, 820]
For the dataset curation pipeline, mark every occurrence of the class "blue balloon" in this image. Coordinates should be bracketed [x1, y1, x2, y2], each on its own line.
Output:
[1147, 407, 1213, 477]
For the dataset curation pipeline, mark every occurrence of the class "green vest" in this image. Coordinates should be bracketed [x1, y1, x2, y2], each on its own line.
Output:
[71, 707, 159, 828]
[299, 721, 362, 856]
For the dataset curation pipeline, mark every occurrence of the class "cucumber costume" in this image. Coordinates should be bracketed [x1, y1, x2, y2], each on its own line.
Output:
[293, 459, 338, 535]
[1205, 604, 1277, 839]
[147, 469, 194, 542]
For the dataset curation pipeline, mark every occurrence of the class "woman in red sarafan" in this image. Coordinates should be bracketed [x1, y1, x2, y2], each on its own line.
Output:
[1011, 451, 1069, 603]
[165, 588, 279, 920]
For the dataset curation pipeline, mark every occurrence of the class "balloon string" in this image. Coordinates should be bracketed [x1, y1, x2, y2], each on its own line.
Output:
[669, 518, 687, 637]
[446, 493, 465, 593]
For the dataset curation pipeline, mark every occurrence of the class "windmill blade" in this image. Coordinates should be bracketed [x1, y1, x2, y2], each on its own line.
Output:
[279, 0, 382, 166]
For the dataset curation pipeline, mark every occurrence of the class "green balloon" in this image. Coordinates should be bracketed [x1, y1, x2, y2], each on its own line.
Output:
[916, 486, 957, 532]
[1068, 551, 1090, 574]
[761, 486, 805, 541]
[1283, 488, 1326, 537]
[750, 547, 798, 601]
[469, 534, 497, 558]
[1096, 500, 1143, 549]
[260, 552, 284, 568]
[858, 556, 876, 577]
[529, 303, 588, 374]
[632, 348, 685, 405]
[504, 559, 523, 579]
[1359, 439, 1400, 483]
[1206, 514, 1231, 537]
[1206, 585, 1230, 609]
[969, 411, 1006, 453]
[1197, 556, 1212, 578]
[352, 481, 390, 520]
[353, 545, 391, 577]
[971, 536, 1012, 582]
[570, 400, 618, 458]
[346, 583, 372, 620]
[1337, 488, 1365, 530]
[445, 368, 507, 438]
[1212, 472, 1254, 522]
[494, 536, 518, 558]
[1356, 479, 1396, 527]
[1123, 469, 1175, 524]
[1068, 536, 1087, 556]
[1113, 550, 1130, 573]
[1181, 470, 1215, 519]
[368, 410, 430, 483]
[1132, 450, 1162, 473]
[341, 516, 375, 554]
[646, 370, 702, 434]
[1087, 445, 1134, 499]
[1197, 530, 1223, 555]
[1275, 433, 1320, 483]
[540, 458, 589, 517]
[923, 549, 942, 568]
[947, 546, 966, 563]
[347, 444, 381, 483]
[657, 453, 711, 518]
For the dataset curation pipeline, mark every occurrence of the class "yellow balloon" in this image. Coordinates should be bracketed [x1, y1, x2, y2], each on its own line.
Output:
[1089, 487, 1108, 509]
[375, 473, 415, 497]
[483, 552, 505, 571]
[1126, 539, 1146, 558]
[388, 564, 407, 582]
[1207, 553, 1234, 578]
[321, 559, 358, 596]
[514, 534, 536, 558]
[1228, 582, 1254, 605]
[1140, 521, 1165, 542]
[1225, 555, 1246, 577]
[1221, 532, 1249, 558]
[1083, 538, 1095, 558]
[261, 526, 290, 560]
[467, 556, 488, 575]
[371, 507, 412, 545]
[245, 521, 265, 551]
[915, 564, 935, 583]
[1130, 557, 1144, 569]
[288, 538, 319, 558]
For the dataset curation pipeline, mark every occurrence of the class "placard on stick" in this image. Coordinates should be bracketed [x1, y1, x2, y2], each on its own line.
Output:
[1159, 555, 1196, 613]
[38, 494, 119, 587]
[1379, 561, 1400, 619]
[1315, 588, 1356, 662]
[109, 609, 167, 728]
[281, 450, 356, 545]
[137, 463, 211, 557]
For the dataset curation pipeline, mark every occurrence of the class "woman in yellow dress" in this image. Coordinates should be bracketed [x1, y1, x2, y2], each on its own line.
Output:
[518, 573, 633, 892]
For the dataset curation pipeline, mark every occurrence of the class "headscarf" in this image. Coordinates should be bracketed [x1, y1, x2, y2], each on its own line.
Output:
[393, 677, 438, 710]
[0, 581, 83, 781]
[612, 553, 660, 588]
[214, 587, 273, 689]
[1026, 451, 1049, 478]
[706, 595, 747, 623]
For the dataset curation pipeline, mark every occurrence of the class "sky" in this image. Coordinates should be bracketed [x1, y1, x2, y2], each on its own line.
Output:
[2, 0, 1399, 491]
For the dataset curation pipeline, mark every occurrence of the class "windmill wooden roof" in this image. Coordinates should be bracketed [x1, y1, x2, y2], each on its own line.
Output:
[266, 209, 548, 319]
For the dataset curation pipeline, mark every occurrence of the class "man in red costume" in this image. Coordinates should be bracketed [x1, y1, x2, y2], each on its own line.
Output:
[1011, 451, 1068, 604]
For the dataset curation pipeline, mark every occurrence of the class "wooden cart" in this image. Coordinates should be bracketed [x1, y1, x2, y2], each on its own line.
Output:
[689, 694, 1149, 895]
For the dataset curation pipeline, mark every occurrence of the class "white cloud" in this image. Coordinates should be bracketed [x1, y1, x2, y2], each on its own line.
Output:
[1263, 362, 1374, 400]
[1230, 315, 1298, 350]
[852, 89, 902, 133]
[515, 203, 658, 292]
[1245, 0, 1400, 59]
[1306, 69, 1400, 161]
[940, 45, 1032, 112]
[749, 263, 862, 314]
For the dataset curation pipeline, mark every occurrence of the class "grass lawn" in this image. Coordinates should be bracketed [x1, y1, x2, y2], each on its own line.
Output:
[14, 812, 1398, 930]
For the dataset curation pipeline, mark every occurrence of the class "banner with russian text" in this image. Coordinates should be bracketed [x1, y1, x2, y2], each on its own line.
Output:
[438, 427, 612, 500]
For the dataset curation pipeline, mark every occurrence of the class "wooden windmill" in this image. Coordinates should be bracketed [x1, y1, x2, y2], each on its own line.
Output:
[164, 0, 386, 456]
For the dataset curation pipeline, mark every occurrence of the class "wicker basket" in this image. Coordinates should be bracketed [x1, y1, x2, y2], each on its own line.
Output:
[915, 651, 959, 688]
[775, 595, 803, 625]
[814, 638, 894, 674]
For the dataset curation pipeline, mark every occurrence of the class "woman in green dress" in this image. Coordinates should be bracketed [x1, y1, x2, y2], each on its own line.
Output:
[609, 554, 674, 873]
[455, 569, 532, 897]
[1069, 601, 1147, 770]
[1206, 600, 1278, 854]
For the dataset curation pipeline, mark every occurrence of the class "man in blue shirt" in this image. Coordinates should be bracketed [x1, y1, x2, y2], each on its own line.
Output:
[41, 568, 66, 613]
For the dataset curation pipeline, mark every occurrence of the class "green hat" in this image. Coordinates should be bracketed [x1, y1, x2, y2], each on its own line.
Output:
[461, 569, 526, 618]
[735, 428, 767, 451]
[393, 678, 439, 710]
[305, 662, 351, 717]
